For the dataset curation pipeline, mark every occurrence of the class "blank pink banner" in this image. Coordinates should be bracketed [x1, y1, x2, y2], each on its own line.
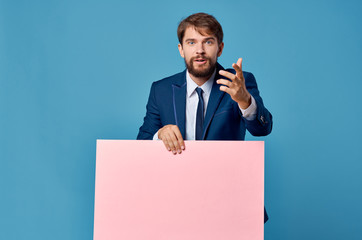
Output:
[94, 140, 264, 240]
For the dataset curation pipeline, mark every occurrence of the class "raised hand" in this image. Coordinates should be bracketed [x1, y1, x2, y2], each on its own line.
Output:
[216, 58, 251, 109]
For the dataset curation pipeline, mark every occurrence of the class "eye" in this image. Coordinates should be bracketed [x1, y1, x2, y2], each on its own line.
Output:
[206, 40, 213, 45]
[188, 41, 195, 45]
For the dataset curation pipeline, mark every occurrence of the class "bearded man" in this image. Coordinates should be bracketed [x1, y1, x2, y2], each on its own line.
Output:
[137, 12, 272, 147]
[137, 12, 272, 223]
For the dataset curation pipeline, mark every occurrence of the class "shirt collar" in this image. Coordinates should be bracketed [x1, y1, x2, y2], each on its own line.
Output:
[186, 69, 216, 98]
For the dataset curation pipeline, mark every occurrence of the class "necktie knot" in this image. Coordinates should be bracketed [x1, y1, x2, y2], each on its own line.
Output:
[196, 87, 203, 98]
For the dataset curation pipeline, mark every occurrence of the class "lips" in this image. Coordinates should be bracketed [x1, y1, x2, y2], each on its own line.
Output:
[194, 58, 207, 65]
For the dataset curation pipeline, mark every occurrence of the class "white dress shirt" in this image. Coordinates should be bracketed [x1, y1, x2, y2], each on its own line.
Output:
[185, 70, 215, 140]
[153, 70, 258, 140]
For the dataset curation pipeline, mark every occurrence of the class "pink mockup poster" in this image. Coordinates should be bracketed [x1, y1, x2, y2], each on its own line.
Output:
[94, 140, 264, 240]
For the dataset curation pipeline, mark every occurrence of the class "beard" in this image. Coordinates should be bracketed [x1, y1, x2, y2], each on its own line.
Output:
[185, 56, 217, 78]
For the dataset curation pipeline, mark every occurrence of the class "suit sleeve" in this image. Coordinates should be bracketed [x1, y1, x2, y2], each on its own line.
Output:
[243, 72, 273, 136]
[137, 82, 162, 140]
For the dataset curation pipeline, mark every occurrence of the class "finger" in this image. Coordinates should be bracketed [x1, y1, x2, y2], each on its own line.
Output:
[161, 138, 171, 152]
[232, 58, 243, 78]
[165, 134, 177, 154]
[169, 130, 183, 154]
[218, 70, 237, 82]
[171, 134, 181, 154]
[232, 64, 242, 80]
[216, 79, 232, 87]
[159, 130, 171, 151]
[237, 58, 242, 71]
[173, 128, 185, 152]
[166, 126, 182, 154]
[219, 85, 232, 95]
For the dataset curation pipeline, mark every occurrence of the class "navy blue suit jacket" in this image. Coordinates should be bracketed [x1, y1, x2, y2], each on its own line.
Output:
[137, 63, 273, 222]
[137, 63, 272, 140]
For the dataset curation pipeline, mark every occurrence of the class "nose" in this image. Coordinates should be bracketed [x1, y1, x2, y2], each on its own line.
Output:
[195, 42, 205, 54]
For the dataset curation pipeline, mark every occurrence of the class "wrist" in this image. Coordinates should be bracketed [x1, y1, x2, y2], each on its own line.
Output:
[238, 94, 251, 109]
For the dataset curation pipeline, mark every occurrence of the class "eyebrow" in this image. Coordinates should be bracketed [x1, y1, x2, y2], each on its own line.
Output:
[203, 37, 216, 41]
[184, 38, 196, 42]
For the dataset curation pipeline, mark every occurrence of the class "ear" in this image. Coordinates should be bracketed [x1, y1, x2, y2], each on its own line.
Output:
[217, 42, 224, 57]
[178, 43, 185, 58]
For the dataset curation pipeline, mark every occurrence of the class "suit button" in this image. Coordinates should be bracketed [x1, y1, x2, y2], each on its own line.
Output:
[260, 116, 265, 124]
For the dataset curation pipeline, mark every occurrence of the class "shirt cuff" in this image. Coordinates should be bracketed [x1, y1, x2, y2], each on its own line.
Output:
[239, 95, 257, 121]
[153, 131, 160, 140]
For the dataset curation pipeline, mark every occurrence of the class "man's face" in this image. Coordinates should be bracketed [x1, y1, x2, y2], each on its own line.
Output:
[178, 27, 224, 79]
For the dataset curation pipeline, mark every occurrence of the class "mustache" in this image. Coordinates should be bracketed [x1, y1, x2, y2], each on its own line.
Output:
[191, 56, 211, 61]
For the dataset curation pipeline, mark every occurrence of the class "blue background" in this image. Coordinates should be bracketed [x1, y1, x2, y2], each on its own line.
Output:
[1, 0, 361, 239]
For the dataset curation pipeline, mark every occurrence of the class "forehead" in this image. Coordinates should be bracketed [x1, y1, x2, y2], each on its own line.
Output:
[183, 26, 216, 41]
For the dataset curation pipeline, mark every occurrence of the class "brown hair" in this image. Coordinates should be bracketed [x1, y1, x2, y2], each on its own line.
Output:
[177, 13, 223, 45]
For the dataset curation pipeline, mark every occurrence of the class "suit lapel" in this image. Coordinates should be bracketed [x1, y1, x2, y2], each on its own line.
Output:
[203, 63, 226, 139]
[172, 71, 187, 139]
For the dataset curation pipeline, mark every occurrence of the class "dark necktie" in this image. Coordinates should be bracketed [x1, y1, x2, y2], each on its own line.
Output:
[195, 87, 204, 140]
